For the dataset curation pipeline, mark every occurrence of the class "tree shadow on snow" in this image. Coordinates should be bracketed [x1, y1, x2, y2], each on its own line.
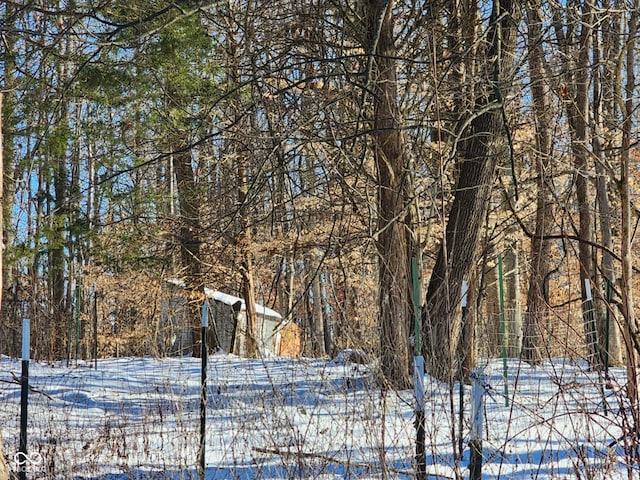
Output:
[75, 453, 414, 480]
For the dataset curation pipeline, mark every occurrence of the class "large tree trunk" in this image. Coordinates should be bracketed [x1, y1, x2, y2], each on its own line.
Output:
[368, 0, 412, 389]
[423, 0, 518, 382]
[1, 12, 16, 339]
[522, 2, 554, 365]
[173, 145, 204, 356]
[460, 269, 480, 380]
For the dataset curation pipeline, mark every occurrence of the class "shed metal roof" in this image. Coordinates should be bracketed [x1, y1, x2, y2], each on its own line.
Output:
[166, 279, 282, 320]
[205, 288, 282, 320]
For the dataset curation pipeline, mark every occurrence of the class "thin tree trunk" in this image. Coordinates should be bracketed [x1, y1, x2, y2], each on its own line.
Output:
[51, 122, 69, 360]
[221, 6, 260, 359]
[0, 93, 4, 321]
[503, 246, 522, 357]
[553, 3, 600, 368]
[309, 251, 326, 357]
[238, 164, 260, 358]
[619, 3, 638, 411]
[485, 252, 501, 358]
[574, 7, 598, 369]
[592, 12, 623, 368]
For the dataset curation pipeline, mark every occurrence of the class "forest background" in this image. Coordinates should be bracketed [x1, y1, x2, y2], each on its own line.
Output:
[1, 0, 639, 396]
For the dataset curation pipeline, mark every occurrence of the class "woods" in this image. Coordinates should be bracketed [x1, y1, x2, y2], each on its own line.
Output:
[1, 0, 640, 391]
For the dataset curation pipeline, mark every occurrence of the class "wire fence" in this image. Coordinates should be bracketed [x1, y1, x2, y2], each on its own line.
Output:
[0, 350, 633, 479]
[0, 283, 635, 479]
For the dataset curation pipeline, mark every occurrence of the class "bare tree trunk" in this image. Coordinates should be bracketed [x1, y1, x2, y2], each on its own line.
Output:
[553, 3, 600, 368]
[51, 120, 69, 360]
[323, 277, 335, 357]
[1, 10, 20, 355]
[308, 251, 326, 357]
[367, 0, 412, 389]
[446, 0, 481, 377]
[241, 257, 260, 358]
[173, 145, 203, 356]
[219, 5, 261, 359]
[1, 15, 16, 340]
[0, 93, 4, 323]
[423, 0, 518, 381]
[522, 1, 554, 365]
[238, 164, 260, 358]
[592, 10, 623, 368]
[460, 269, 480, 380]
[485, 253, 501, 358]
[44, 28, 72, 360]
[619, 3, 639, 410]
[574, 7, 598, 369]
[0, 93, 8, 480]
[503, 245, 522, 357]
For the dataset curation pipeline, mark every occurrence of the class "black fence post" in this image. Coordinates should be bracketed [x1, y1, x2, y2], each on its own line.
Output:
[199, 300, 208, 480]
[19, 318, 30, 480]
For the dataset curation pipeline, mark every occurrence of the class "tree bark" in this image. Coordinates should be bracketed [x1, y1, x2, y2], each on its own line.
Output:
[423, 0, 518, 381]
[503, 246, 522, 357]
[460, 270, 479, 380]
[0, 103, 6, 480]
[592, 9, 623, 367]
[553, 3, 600, 368]
[619, 3, 638, 410]
[0, 93, 4, 327]
[173, 145, 204, 356]
[51, 117, 70, 360]
[522, 2, 554, 365]
[368, 0, 413, 389]
[309, 251, 326, 357]
[238, 164, 260, 358]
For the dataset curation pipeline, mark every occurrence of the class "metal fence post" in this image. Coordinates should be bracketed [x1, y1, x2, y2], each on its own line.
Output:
[469, 369, 486, 480]
[199, 300, 208, 480]
[412, 258, 426, 480]
[19, 318, 30, 480]
[458, 280, 468, 459]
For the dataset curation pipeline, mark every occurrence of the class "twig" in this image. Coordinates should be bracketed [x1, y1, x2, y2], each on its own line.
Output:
[2, 374, 55, 400]
[252, 446, 453, 478]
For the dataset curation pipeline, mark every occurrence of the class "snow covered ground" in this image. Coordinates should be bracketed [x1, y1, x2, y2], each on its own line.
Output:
[0, 352, 635, 479]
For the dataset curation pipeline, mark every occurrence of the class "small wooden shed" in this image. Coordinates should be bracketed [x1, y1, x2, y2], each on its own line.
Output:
[160, 279, 297, 357]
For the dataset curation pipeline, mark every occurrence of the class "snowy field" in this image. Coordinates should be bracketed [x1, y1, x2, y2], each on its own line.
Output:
[0, 352, 636, 479]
